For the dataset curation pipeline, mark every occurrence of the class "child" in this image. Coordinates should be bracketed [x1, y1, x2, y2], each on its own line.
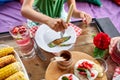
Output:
[21, 0, 92, 32]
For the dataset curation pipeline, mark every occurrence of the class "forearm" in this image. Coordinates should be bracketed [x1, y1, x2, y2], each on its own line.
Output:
[67, 0, 80, 18]
[21, 7, 52, 24]
[21, 0, 52, 25]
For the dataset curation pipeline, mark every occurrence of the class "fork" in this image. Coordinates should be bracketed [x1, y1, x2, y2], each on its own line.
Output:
[60, 30, 65, 38]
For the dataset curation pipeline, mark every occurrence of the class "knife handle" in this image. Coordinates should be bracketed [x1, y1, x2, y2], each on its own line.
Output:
[66, 4, 74, 23]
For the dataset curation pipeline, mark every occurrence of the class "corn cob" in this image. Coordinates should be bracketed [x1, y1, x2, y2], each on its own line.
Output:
[5, 71, 27, 80]
[0, 55, 16, 68]
[0, 47, 14, 58]
[0, 62, 22, 80]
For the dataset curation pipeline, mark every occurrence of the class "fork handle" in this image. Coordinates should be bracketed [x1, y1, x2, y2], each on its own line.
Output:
[66, 4, 74, 23]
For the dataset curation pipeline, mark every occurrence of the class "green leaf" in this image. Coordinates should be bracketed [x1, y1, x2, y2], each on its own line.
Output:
[92, 33, 96, 38]
[48, 43, 56, 48]
[85, 69, 93, 80]
[93, 47, 106, 58]
[62, 76, 69, 80]
[77, 68, 86, 72]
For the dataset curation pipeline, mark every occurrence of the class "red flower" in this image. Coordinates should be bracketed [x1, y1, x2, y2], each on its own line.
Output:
[93, 32, 111, 50]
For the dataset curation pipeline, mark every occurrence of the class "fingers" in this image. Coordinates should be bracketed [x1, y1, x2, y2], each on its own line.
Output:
[80, 11, 92, 24]
[53, 19, 68, 32]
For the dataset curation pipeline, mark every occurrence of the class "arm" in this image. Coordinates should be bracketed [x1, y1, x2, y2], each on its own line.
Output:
[21, 0, 67, 32]
[67, 0, 92, 24]
[21, 0, 51, 25]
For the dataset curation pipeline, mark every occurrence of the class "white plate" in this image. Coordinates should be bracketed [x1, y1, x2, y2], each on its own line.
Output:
[74, 59, 98, 80]
[35, 24, 77, 53]
[58, 73, 79, 80]
[0, 44, 29, 80]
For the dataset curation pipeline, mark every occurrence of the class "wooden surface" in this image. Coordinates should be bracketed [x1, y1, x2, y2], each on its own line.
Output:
[0, 20, 118, 80]
[45, 51, 107, 80]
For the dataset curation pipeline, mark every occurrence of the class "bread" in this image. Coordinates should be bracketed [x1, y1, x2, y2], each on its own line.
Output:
[74, 59, 103, 80]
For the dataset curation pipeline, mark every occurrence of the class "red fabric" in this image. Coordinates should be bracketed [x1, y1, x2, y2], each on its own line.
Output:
[30, 23, 82, 37]
[68, 23, 82, 37]
[113, 0, 120, 5]
[113, 66, 120, 80]
[19, 0, 23, 4]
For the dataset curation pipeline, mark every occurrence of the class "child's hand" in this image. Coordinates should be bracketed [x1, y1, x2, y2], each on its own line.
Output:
[79, 11, 92, 24]
[73, 10, 92, 24]
[47, 18, 68, 32]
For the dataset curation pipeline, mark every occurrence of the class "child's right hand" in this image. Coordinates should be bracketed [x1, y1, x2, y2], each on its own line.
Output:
[46, 18, 68, 32]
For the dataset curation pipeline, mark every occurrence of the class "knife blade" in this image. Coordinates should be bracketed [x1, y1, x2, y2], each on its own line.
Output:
[60, 30, 65, 38]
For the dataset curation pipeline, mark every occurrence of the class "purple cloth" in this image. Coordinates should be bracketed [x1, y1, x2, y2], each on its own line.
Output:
[65, 0, 120, 33]
[0, 1, 26, 33]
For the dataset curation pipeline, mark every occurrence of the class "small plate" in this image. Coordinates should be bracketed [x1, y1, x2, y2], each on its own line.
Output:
[35, 24, 76, 53]
[0, 44, 29, 80]
[74, 59, 99, 80]
[58, 73, 79, 80]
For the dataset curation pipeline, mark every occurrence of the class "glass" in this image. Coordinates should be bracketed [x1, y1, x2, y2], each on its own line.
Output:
[9, 23, 35, 58]
[95, 58, 108, 77]
[57, 50, 72, 70]
[110, 40, 120, 64]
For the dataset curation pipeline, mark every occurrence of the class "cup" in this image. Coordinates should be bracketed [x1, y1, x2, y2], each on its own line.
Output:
[9, 23, 35, 58]
[94, 58, 108, 78]
[57, 50, 72, 70]
[110, 40, 120, 64]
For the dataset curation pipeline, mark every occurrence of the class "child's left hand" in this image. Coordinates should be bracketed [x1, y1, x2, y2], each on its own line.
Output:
[73, 10, 92, 24]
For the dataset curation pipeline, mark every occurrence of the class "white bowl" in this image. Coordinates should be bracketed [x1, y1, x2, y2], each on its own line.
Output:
[35, 24, 77, 53]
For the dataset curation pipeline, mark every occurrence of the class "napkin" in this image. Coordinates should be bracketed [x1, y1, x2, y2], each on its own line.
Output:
[113, 66, 120, 80]
[30, 23, 82, 37]
[68, 23, 82, 37]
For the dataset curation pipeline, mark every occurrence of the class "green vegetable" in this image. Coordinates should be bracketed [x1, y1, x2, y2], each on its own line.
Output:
[48, 43, 56, 48]
[77, 68, 86, 72]
[48, 36, 71, 48]
[85, 69, 93, 80]
[62, 76, 69, 80]
[77, 68, 93, 80]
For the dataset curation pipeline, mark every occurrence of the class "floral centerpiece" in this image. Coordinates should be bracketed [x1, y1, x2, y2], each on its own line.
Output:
[93, 32, 111, 58]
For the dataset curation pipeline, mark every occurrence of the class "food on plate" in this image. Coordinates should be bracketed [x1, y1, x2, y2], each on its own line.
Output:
[0, 45, 29, 80]
[5, 71, 27, 80]
[74, 59, 104, 80]
[0, 47, 14, 58]
[0, 55, 16, 68]
[48, 36, 71, 48]
[0, 62, 22, 80]
[58, 73, 79, 80]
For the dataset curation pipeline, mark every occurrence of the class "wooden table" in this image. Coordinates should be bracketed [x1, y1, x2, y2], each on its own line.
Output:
[0, 19, 118, 80]
[45, 51, 107, 80]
